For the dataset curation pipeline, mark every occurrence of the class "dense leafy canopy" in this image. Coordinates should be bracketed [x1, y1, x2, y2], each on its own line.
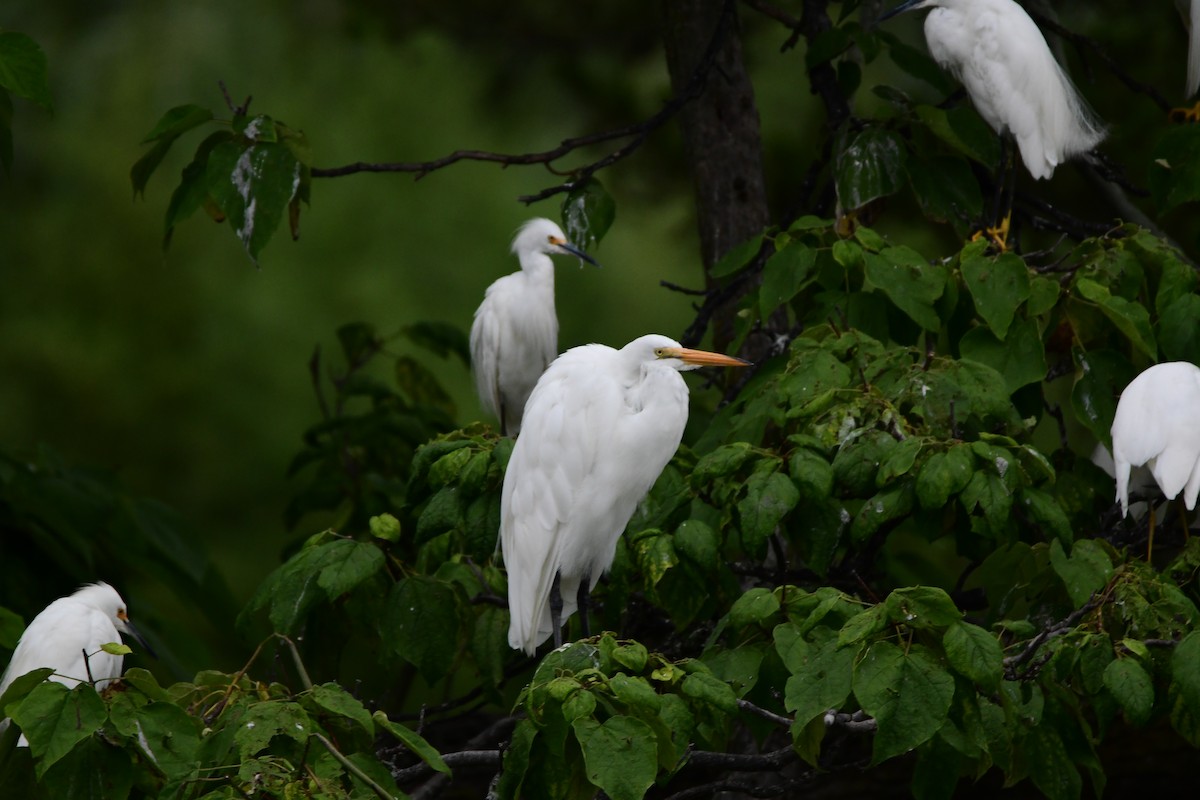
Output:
[6, 1, 1200, 798]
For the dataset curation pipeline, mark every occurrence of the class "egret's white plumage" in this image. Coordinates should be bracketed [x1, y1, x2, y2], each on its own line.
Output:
[1111, 362, 1200, 517]
[882, 0, 1105, 179]
[1, 583, 152, 745]
[470, 218, 598, 436]
[500, 334, 748, 655]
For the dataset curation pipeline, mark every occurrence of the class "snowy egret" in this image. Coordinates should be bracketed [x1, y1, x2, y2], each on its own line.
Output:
[879, 0, 1105, 181]
[1111, 362, 1200, 556]
[470, 218, 599, 436]
[0, 583, 153, 745]
[501, 334, 749, 655]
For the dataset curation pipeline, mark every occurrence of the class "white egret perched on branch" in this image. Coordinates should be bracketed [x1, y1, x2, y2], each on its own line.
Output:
[0, 583, 154, 744]
[501, 334, 749, 655]
[470, 218, 600, 436]
[879, 0, 1105, 243]
[1111, 362, 1200, 558]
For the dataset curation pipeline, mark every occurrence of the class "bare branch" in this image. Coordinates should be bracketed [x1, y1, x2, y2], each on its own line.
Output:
[1003, 597, 1099, 680]
[737, 698, 793, 728]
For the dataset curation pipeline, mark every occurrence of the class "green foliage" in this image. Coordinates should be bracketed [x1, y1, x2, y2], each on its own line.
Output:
[0, 30, 52, 173]
[131, 100, 312, 262]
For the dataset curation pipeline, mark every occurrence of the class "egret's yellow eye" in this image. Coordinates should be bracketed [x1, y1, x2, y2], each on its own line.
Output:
[654, 348, 666, 357]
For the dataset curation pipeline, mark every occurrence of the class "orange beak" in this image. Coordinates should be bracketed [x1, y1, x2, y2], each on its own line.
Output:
[661, 347, 751, 368]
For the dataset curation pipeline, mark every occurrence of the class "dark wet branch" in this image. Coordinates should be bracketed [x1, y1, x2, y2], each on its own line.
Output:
[310, 5, 735, 204]
[1003, 597, 1099, 680]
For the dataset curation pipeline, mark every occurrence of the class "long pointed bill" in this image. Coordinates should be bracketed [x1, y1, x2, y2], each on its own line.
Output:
[557, 241, 601, 268]
[119, 615, 158, 659]
[878, 0, 925, 22]
[664, 347, 752, 368]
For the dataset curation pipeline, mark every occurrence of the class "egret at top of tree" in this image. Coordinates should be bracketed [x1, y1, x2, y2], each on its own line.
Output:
[1, 583, 154, 745]
[470, 218, 599, 437]
[501, 334, 749, 656]
[879, 0, 1106, 180]
[1111, 361, 1200, 519]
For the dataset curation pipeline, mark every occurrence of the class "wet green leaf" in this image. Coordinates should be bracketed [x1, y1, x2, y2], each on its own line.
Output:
[854, 642, 954, 764]
[784, 639, 854, 726]
[760, 242, 819, 319]
[863, 247, 947, 330]
[11, 682, 106, 776]
[1049, 539, 1112, 608]
[1075, 278, 1157, 360]
[572, 716, 657, 800]
[1103, 659, 1153, 726]
[0, 32, 53, 110]
[310, 683, 374, 734]
[711, 233, 763, 278]
[884, 586, 961, 629]
[836, 126, 906, 210]
[961, 252, 1030, 340]
[943, 621, 1002, 691]
[738, 469, 800, 556]
[206, 139, 301, 263]
[1148, 124, 1200, 214]
[1159, 294, 1200, 364]
[375, 710, 451, 774]
[915, 445, 974, 509]
[959, 318, 1046, 393]
[382, 576, 460, 684]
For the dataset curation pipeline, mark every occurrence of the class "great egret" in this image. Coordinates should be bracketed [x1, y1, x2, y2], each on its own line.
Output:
[880, 0, 1106, 181]
[470, 218, 599, 436]
[1111, 362, 1200, 556]
[501, 334, 749, 655]
[0, 582, 153, 745]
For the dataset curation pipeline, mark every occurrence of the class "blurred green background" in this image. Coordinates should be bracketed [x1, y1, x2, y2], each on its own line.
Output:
[1, 0, 1194, 678]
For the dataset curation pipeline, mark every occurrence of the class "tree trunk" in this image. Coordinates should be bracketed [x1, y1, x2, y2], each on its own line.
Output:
[660, 0, 770, 351]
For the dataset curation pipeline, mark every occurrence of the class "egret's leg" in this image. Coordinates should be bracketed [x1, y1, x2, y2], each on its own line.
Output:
[499, 399, 509, 437]
[1179, 498, 1192, 542]
[1148, 502, 1157, 563]
[971, 136, 1012, 251]
[576, 570, 592, 639]
[549, 572, 564, 648]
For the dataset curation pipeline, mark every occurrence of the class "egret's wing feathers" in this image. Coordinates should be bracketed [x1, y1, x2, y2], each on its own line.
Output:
[501, 346, 619, 654]
[470, 284, 505, 423]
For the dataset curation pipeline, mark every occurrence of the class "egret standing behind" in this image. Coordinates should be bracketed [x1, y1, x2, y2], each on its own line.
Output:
[501, 334, 749, 655]
[1111, 362, 1200, 557]
[880, 0, 1106, 181]
[1, 582, 154, 744]
[470, 218, 599, 436]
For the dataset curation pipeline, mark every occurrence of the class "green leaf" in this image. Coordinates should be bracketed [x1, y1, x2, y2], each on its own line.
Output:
[99, 642, 132, 656]
[1158, 294, 1200, 364]
[0, 667, 53, 714]
[11, 682, 107, 777]
[850, 483, 914, 544]
[1019, 487, 1073, 547]
[0, 32, 53, 110]
[884, 586, 962, 629]
[692, 442, 755, 483]
[789, 448, 835, 498]
[131, 105, 216, 198]
[316, 539, 384, 598]
[1049, 539, 1112, 608]
[853, 642, 955, 764]
[906, 153, 983, 225]
[1027, 275, 1060, 316]
[0, 89, 13, 174]
[401, 320, 472, 366]
[161, 130, 233, 248]
[417, 486, 462, 543]
[1074, 278, 1157, 360]
[961, 252, 1030, 340]
[128, 702, 201, 780]
[959, 318, 1047, 393]
[773, 622, 810, 672]
[206, 139, 302, 263]
[784, 639, 855, 726]
[863, 247, 947, 331]
[710, 233, 764, 278]
[1103, 659, 1154, 726]
[374, 710, 451, 774]
[140, 103, 213, 144]
[728, 588, 782, 630]
[1026, 723, 1081, 800]
[915, 445, 974, 509]
[232, 701, 311, 756]
[572, 716, 657, 800]
[835, 126, 906, 209]
[943, 621, 1003, 691]
[309, 683, 374, 734]
[959, 469, 1012, 536]
[837, 604, 887, 647]
[674, 519, 718, 572]
[39, 736, 135, 800]
[915, 104, 1000, 168]
[613, 642, 649, 673]
[877, 437, 921, 486]
[369, 512, 401, 542]
[737, 469, 800, 556]
[382, 576, 460, 684]
[681, 671, 738, 714]
[1071, 348, 1134, 445]
[760, 242, 819, 319]
[561, 177, 615, 252]
[1148, 124, 1200, 214]
[1172, 631, 1200, 731]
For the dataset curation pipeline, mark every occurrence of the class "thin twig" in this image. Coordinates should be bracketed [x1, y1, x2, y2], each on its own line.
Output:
[737, 698, 793, 728]
[1003, 597, 1099, 679]
[315, 733, 397, 800]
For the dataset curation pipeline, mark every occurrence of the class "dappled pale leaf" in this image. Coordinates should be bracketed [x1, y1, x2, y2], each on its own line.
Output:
[206, 138, 301, 263]
[561, 177, 615, 252]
